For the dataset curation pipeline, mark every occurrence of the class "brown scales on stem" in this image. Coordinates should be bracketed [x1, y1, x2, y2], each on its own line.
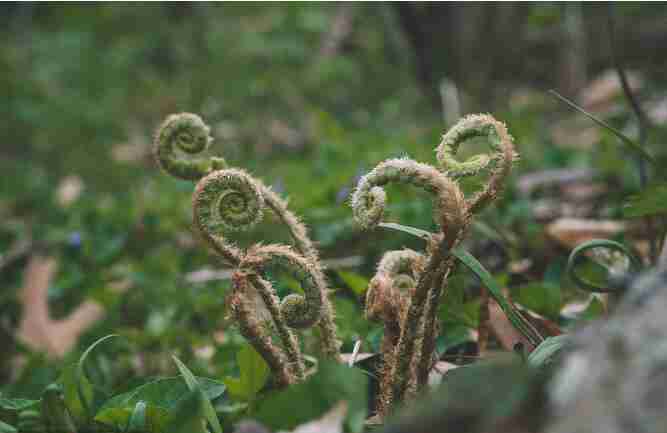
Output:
[353, 114, 517, 417]
[154, 113, 340, 386]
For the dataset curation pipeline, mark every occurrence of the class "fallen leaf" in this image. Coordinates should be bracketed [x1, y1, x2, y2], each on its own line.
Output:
[579, 69, 643, 112]
[56, 175, 84, 208]
[517, 168, 595, 197]
[17, 255, 105, 358]
[488, 300, 534, 352]
[546, 218, 625, 249]
[290, 402, 348, 433]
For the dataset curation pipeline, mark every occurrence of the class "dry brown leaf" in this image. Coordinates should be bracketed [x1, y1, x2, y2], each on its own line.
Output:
[579, 69, 643, 112]
[546, 218, 625, 249]
[517, 168, 596, 197]
[339, 352, 377, 366]
[17, 255, 105, 358]
[56, 175, 84, 208]
[291, 401, 348, 433]
[488, 299, 534, 352]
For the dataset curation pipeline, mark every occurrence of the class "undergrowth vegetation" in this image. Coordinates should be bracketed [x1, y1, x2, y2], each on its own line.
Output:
[3, 4, 667, 433]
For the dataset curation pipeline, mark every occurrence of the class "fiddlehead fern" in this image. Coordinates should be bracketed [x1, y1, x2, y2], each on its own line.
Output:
[436, 114, 518, 214]
[154, 113, 340, 386]
[241, 244, 323, 330]
[365, 249, 424, 416]
[193, 168, 263, 264]
[351, 158, 468, 239]
[353, 113, 519, 415]
[154, 113, 227, 180]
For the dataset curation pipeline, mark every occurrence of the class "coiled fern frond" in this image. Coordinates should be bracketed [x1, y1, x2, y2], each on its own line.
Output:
[352, 113, 518, 415]
[154, 113, 340, 386]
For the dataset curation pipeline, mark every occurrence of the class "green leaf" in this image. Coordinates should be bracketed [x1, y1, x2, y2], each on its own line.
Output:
[337, 270, 369, 297]
[369, 221, 544, 346]
[548, 90, 656, 165]
[512, 282, 561, 320]
[623, 183, 667, 217]
[99, 377, 226, 412]
[452, 248, 544, 347]
[95, 405, 169, 433]
[59, 364, 94, 427]
[0, 398, 39, 412]
[255, 361, 367, 433]
[527, 335, 568, 368]
[126, 401, 147, 432]
[41, 384, 77, 433]
[72, 334, 119, 422]
[566, 239, 642, 293]
[171, 356, 223, 433]
[378, 222, 432, 240]
[222, 344, 269, 403]
[164, 390, 207, 433]
[0, 420, 16, 433]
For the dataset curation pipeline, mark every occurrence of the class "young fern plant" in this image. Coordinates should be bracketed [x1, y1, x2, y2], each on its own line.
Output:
[154, 113, 341, 387]
[352, 114, 529, 416]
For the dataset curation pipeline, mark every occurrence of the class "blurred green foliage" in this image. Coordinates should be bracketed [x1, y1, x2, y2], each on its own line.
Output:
[2, 4, 667, 431]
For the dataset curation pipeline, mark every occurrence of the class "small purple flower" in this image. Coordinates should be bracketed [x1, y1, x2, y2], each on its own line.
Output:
[68, 232, 82, 248]
[336, 186, 351, 204]
[272, 178, 285, 195]
[353, 167, 366, 184]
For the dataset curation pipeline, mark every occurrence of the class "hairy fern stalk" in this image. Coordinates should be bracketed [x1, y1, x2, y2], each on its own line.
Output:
[352, 114, 518, 417]
[154, 112, 517, 414]
[154, 113, 340, 386]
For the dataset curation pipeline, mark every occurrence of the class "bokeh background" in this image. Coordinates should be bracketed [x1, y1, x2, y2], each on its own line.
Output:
[2, 3, 667, 398]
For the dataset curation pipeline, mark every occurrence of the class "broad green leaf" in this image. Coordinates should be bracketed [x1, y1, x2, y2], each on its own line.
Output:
[255, 361, 368, 433]
[527, 335, 568, 368]
[99, 377, 226, 411]
[95, 405, 169, 433]
[172, 356, 223, 433]
[623, 183, 667, 217]
[0, 398, 39, 412]
[164, 390, 207, 433]
[222, 344, 269, 403]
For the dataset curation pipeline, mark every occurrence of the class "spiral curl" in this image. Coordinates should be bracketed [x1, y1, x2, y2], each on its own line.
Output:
[366, 249, 424, 416]
[366, 249, 424, 323]
[155, 113, 341, 386]
[241, 244, 323, 329]
[192, 168, 264, 264]
[436, 114, 518, 213]
[351, 158, 468, 240]
[352, 114, 519, 414]
[154, 112, 227, 180]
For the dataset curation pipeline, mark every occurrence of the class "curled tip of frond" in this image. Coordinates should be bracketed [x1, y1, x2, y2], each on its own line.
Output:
[366, 249, 423, 323]
[154, 112, 227, 181]
[193, 168, 265, 237]
[350, 158, 467, 238]
[242, 244, 323, 329]
[436, 113, 515, 178]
